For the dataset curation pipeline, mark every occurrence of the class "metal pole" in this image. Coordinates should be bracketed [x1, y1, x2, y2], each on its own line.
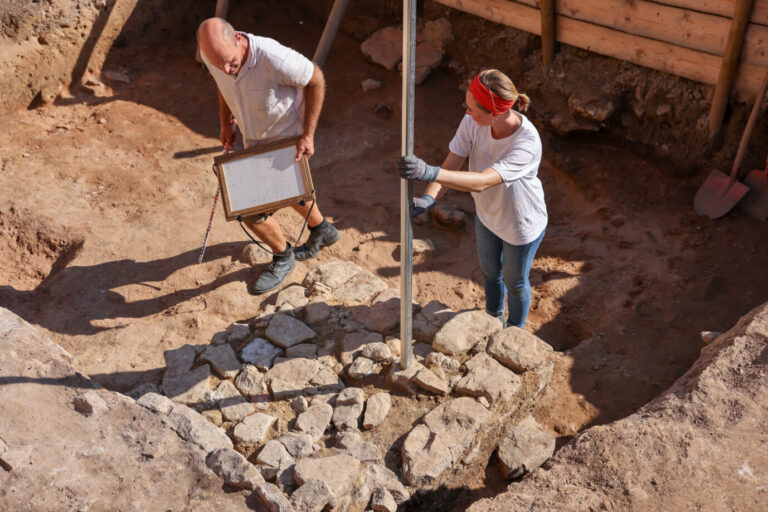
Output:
[312, 0, 350, 68]
[400, 0, 416, 368]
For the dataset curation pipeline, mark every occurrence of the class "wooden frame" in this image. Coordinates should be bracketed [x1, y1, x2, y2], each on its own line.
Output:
[213, 136, 315, 221]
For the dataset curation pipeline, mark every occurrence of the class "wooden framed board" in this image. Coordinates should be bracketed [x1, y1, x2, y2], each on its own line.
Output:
[213, 136, 315, 221]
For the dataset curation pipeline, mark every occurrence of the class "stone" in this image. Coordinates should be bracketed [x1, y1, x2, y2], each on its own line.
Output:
[386, 361, 425, 395]
[295, 404, 333, 442]
[276, 284, 309, 310]
[265, 358, 321, 400]
[363, 393, 391, 430]
[202, 409, 223, 426]
[371, 487, 397, 512]
[308, 366, 345, 395]
[167, 403, 233, 452]
[360, 462, 409, 504]
[425, 352, 460, 374]
[72, 390, 108, 416]
[422, 18, 452, 51]
[361, 78, 382, 92]
[568, 91, 617, 122]
[254, 482, 295, 512]
[385, 337, 401, 357]
[241, 338, 283, 370]
[487, 327, 554, 373]
[234, 365, 268, 398]
[136, 392, 174, 415]
[285, 343, 317, 359]
[413, 342, 434, 362]
[333, 387, 365, 431]
[266, 313, 317, 348]
[412, 367, 450, 395]
[412, 238, 435, 254]
[454, 353, 521, 403]
[161, 364, 212, 404]
[361, 26, 402, 70]
[216, 380, 255, 423]
[360, 342, 392, 363]
[233, 413, 277, 447]
[413, 41, 443, 84]
[291, 396, 309, 415]
[225, 323, 252, 344]
[433, 310, 502, 356]
[497, 415, 555, 479]
[200, 344, 242, 379]
[303, 300, 332, 324]
[104, 69, 131, 84]
[700, 330, 722, 344]
[401, 424, 452, 484]
[336, 431, 382, 461]
[341, 331, 384, 365]
[294, 453, 361, 496]
[206, 447, 264, 490]
[124, 382, 160, 400]
[163, 344, 196, 376]
[350, 288, 402, 333]
[278, 432, 316, 459]
[303, 259, 388, 304]
[348, 356, 377, 379]
[432, 204, 466, 229]
[290, 479, 336, 512]
[257, 440, 295, 477]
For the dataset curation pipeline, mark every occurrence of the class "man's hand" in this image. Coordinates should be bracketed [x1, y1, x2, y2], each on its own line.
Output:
[220, 120, 236, 149]
[295, 134, 314, 161]
[412, 194, 436, 218]
[397, 155, 440, 182]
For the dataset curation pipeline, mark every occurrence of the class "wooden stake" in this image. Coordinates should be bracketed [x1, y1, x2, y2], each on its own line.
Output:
[541, 0, 555, 65]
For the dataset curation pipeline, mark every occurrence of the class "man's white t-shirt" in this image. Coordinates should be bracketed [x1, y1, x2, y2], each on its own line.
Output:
[202, 33, 314, 147]
[449, 113, 547, 245]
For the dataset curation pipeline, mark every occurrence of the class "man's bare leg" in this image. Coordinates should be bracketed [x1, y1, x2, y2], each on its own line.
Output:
[292, 201, 324, 228]
[244, 216, 288, 253]
[244, 216, 295, 294]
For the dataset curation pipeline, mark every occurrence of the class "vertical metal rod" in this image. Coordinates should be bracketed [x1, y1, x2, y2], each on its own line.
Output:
[312, 0, 350, 68]
[400, 0, 416, 369]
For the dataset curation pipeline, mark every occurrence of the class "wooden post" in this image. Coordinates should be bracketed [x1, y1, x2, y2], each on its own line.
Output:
[541, 0, 555, 65]
[709, 0, 756, 136]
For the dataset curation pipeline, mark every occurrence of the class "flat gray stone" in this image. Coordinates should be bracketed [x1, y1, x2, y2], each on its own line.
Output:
[385, 361, 425, 395]
[216, 380, 255, 423]
[200, 344, 242, 379]
[167, 403, 233, 453]
[278, 432, 317, 459]
[206, 447, 264, 490]
[233, 413, 277, 447]
[291, 479, 336, 512]
[422, 397, 490, 463]
[276, 284, 309, 310]
[254, 482, 295, 512]
[256, 440, 295, 476]
[412, 368, 450, 395]
[413, 300, 455, 343]
[341, 331, 384, 365]
[241, 338, 284, 371]
[350, 289, 400, 333]
[360, 462, 409, 504]
[303, 300, 332, 325]
[136, 392, 174, 415]
[363, 393, 391, 430]
[336, 431, 382, 461]
[163, 344, 196, 376]
[265, 358, 321, 400]
[454, 353, 521, 403]
[234, 365, 268, 398]
[433, 310, 502, 356]
[497, 415, 555, 479]
[487, 327, 554, 373]
[162, 364, 212, 405]
[295, 404, 333, 442]
[266, 313, 317, 348]
[303, 259, 388, 304]
[348, 356, 377, 379]
[401, 424, 452, 484]
[294, 453, 361, 497]
[333, 388, 365, 431]
[285, 343, 317, 359]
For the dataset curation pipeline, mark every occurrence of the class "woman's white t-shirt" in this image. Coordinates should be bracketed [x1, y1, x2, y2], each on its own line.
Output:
[448, 113, 547, 245]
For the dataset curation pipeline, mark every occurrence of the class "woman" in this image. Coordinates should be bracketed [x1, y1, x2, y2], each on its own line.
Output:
[397, 69, 547, 328]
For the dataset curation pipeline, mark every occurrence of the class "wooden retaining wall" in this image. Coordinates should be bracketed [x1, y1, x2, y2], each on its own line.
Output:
[433, 0, 768, 103]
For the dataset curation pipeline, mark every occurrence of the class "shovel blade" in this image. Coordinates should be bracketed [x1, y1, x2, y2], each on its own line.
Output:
[694, 169, 750, 219]
[738, 170, 768, 220]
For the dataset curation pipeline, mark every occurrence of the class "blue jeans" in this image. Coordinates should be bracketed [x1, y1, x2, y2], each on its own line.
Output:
[475, 217, 545, 328]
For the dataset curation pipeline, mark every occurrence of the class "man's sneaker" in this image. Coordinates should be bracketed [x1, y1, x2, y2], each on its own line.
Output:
[251, 243, 295, 294]
[294, 220, 340, 261]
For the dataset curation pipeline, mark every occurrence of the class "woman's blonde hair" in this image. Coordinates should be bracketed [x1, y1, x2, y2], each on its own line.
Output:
[477, 69, 530, 113]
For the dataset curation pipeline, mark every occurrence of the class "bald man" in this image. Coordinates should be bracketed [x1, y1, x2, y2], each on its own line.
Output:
[197, 18, 340, 294]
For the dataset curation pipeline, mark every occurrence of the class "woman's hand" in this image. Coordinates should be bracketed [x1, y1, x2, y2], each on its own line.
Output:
[412, 194, 436, 218]
[397, 155, 440, 182]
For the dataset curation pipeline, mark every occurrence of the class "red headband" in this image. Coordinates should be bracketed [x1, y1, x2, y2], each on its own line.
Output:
[469, 73, 515, 115]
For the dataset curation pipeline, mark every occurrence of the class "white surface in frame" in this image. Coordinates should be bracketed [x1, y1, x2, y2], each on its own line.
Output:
[221, 145, 305, 212]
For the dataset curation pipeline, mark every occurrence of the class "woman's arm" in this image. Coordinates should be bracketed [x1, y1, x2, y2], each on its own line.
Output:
[422, 152, 466, 199]
[434, 166, 502, 193]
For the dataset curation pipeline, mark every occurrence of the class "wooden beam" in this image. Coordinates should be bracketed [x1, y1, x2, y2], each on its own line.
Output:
[651, 0, 768, 25]
[710, 0, 756, 135]
[540, 0, 556, 64]
[433, 0, 766, 101]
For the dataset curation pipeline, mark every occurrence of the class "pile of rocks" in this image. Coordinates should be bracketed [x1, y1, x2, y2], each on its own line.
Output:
[130, 258, 556, 511]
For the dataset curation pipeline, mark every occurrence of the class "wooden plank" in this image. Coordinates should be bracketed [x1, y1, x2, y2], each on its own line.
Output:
[541, 0, 555, 64]
[651, 0, 768, 24]
[710, 0, 755, 135]
[513, 0, 768, 67]
[433, 0, 766, 101]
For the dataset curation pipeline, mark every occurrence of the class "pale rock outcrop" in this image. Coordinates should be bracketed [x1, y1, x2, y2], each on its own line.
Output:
[487, 327, 554, 373]
[206, 447, 264, 490]
[294, 453, 361, 497]
[496, 415, 555, 479]
[433, 310, 501, 356]
[454, 353, 521, 403]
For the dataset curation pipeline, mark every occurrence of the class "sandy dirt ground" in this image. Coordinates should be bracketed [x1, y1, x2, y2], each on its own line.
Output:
[1, 5, 767, 503]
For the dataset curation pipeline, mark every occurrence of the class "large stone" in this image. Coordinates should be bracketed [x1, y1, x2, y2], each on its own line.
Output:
[265, 358, 321, 400]
[290, 480, 336, 512]
[233, 413, 277, 447]
[200, 344, 242, 379]
[433, 310, 502, 356]
[497, 415, 555, 479]
[254, 482, 295, 512]
[234, 365, 268, 398]
[348, 356, 377, 379]
[360, 342, 393, 363]
[487, 327, 554, 373]
[350, 289, 401, 333]
[303, 300, 332, 325]
[241, 337, 283, 370]
[402, 424, 453, 484]
[136, 392, 174, 415]
[454, 353, 521, 403]
[266, 313, 317, 348]
[336, 431, 382, 461]
[425, 352, 460, 374]
[341, 331, 384, 365]
[386, 361, 425, 395]
[162, 364, 212, 405]
[294, 453, 361, 496]
[333, 387, 365, 431]
[360, 462, 410, 504]
[276, 284, 309, 310]
[303, 258, 388, 304]
[360, 26, 402, 70]
[363, 393, 391, 430]
[206, 447, 264, 490]
[278, 432, 317, 459]
[167, 403, 233, 453]
[413, 300, 455, 343]
[295, 404, 333, 442]
[285, 343, 317, 359]
[256, 440, 295, 478]
[163, 344, 196, 376]
[371, 487, 397, 512]
[216, 380, 255, 423]
[412, 367, 450, 395]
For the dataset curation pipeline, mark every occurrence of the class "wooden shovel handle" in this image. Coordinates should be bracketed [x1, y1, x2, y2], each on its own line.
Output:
[729, 68, 768, 184]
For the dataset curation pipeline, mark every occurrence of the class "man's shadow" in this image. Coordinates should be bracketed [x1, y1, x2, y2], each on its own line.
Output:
[0, 241, 252, 337]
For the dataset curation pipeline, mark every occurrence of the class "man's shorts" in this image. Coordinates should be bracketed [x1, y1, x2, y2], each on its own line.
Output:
[243, 211, 274, 224]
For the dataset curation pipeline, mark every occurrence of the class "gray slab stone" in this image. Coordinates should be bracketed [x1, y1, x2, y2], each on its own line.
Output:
[167, 403, 233, 453]
[363, 393, 391, 430]
[333, 388, 365, 431]
[360, 462, 409, 504]
[487, 327, 554, 373]
[136, 392, 174, 415]
[290, 479, 336, 512]
[216, 380, 255, 423]
[285, 343, 317, 359]
[295, 404, 333, 442]
[256, 440, 295, 473]
[162, 364, 212, 405]
[266, 313, 317, 348]
[341, 331, 384, 366]
[294, 453, 361, 497]
[254, 482, 295, 512]
[206, 447, 264, 490]
[278, 432, 317, 459]
[497, 415, 555, 479]
[163, 344, 196, 376]
[454, 353, 521, 403]
[336, 431, 382, 461]
[200, 344, 242, 379]
[234, 365, 268, 398]
[412, 368, 450, 395]
[433, 310, 502, 356]
[233, 413, 277, 447]
[241, 338, 284, 371]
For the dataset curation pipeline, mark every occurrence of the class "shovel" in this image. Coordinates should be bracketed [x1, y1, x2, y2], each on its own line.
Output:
[695, 69, 768, 219]
[738, 154, 768, 220]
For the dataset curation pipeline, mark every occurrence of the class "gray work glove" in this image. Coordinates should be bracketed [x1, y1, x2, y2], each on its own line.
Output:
[412, 194, 435, 218]
[397, 155, 440, 182]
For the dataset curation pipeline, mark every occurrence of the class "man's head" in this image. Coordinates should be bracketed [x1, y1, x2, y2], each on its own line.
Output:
[197, 18, 246, 76]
